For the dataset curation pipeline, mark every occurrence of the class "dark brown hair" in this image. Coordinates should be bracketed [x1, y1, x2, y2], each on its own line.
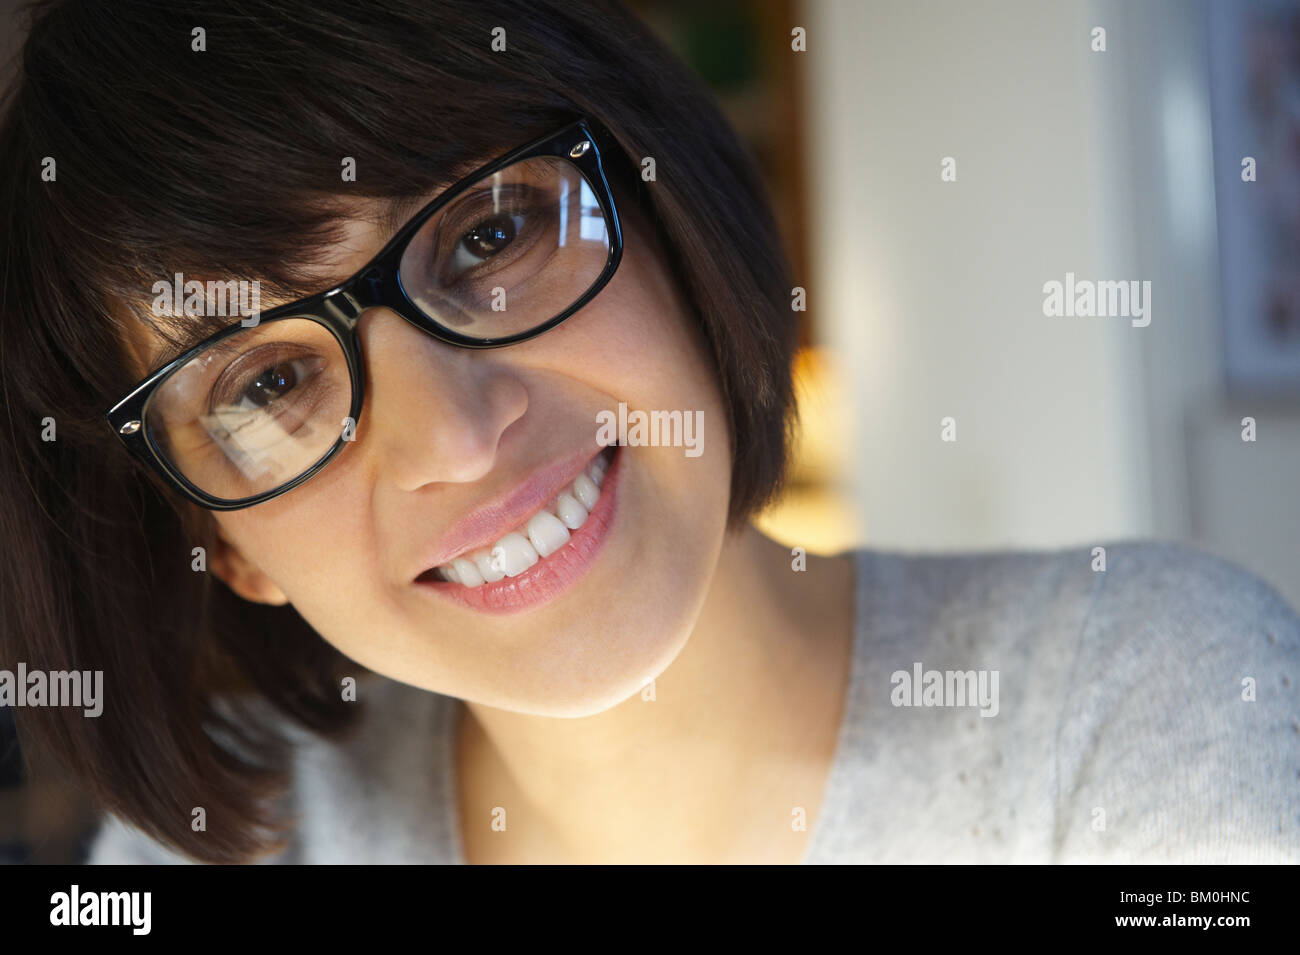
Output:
[0, 0, 797, 863]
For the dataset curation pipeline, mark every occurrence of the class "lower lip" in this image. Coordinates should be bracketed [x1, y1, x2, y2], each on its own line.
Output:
[413, 446, 622, 614]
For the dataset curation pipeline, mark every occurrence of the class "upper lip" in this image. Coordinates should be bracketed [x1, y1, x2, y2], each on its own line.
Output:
[410, 445, 606, 580]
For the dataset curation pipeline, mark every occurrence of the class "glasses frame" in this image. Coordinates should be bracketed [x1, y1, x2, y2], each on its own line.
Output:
[105, 117, 625, 511]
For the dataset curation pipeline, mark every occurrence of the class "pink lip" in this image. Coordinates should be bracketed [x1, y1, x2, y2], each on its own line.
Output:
[410, 444, 608, 577]
[411, 445, 622, 614]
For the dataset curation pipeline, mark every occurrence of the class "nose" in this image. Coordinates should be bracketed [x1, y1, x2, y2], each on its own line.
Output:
[355, 307, 528, 489]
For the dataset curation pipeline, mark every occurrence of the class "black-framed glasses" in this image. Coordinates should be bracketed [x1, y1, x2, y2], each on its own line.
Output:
[106, 117, 624, 510]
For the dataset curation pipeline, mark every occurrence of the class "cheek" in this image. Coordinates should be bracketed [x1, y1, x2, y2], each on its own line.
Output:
[227, 499, 420, 675]
[560, 244, 733, 569]
[545, 221, 725, 440]
[534, 238, 731, 515]
[214, 478, 384, 613]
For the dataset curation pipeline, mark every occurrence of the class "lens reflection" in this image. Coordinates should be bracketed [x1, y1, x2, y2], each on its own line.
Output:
[144, 318, 352, 501]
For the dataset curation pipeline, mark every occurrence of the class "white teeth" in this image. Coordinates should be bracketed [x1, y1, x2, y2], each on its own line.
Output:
[472, 549, 504, 583]
[527, 510, 571, 558]
[433, 450, 611, 587]
[554, 492, 588, 529]
[451, 557, 484, 587]
[490, 532, 539, 577]
[573, 472, 599, 510]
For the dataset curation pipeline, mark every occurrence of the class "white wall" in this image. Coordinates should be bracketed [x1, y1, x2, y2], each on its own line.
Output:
[803, 0, 1300, 611]
[804, 0, 1153, 553]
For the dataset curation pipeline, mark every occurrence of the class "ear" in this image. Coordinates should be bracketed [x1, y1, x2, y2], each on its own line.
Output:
[208, 526, 290, 606]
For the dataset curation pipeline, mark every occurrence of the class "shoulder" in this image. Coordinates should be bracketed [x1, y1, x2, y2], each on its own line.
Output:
[853, 538, 1298, 666]
[1083, 539, 1298, 638]
[1019, 541, 1300, 861]
[1058, 540, 1300, 715]
[832, 541, 1299, 862]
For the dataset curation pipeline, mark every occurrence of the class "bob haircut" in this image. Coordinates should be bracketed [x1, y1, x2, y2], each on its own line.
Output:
[0, 0, 797, 863]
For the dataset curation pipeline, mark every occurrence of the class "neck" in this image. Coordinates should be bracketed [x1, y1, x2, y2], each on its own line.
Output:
[456, 523, 856, 863]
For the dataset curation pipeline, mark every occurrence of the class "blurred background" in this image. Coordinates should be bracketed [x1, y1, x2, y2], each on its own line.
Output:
[630, 0, 1300, 618]
[3, 0, 1298, 861]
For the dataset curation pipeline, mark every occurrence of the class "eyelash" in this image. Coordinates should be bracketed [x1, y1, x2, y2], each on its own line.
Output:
[209, 344, 322, 412]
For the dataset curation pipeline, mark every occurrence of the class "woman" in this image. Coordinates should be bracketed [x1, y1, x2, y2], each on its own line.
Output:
[2, 0, 1296, 865]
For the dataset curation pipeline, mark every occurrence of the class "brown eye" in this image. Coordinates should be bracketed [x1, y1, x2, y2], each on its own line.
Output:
[460, 213, 518, 260]
[241, 360, 301, 408]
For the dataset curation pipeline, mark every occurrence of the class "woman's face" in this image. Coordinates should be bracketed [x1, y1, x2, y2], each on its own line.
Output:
[129, 184, 732, 718]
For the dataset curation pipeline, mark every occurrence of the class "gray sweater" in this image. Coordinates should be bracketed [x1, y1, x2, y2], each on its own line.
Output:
[88, 541, 1300, 863]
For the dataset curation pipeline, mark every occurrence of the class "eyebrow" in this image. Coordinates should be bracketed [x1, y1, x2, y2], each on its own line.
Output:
[144, 318, 250, 374]
[378, 192, 439, 237]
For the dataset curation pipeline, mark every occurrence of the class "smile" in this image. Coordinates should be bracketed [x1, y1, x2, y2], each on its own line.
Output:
[413, 445, 620, 613]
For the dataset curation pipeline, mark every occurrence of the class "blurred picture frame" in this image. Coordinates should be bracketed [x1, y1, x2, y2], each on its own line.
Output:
[1210, 0, 1300, 395]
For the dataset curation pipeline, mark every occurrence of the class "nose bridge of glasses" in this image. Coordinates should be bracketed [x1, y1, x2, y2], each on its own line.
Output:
[321, 280, 424, 340]
[319, 286, 367, 325]
[330, 266, 443, 342]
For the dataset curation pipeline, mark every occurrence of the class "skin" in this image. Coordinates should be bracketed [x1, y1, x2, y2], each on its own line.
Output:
[125, 183, 856, 863]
